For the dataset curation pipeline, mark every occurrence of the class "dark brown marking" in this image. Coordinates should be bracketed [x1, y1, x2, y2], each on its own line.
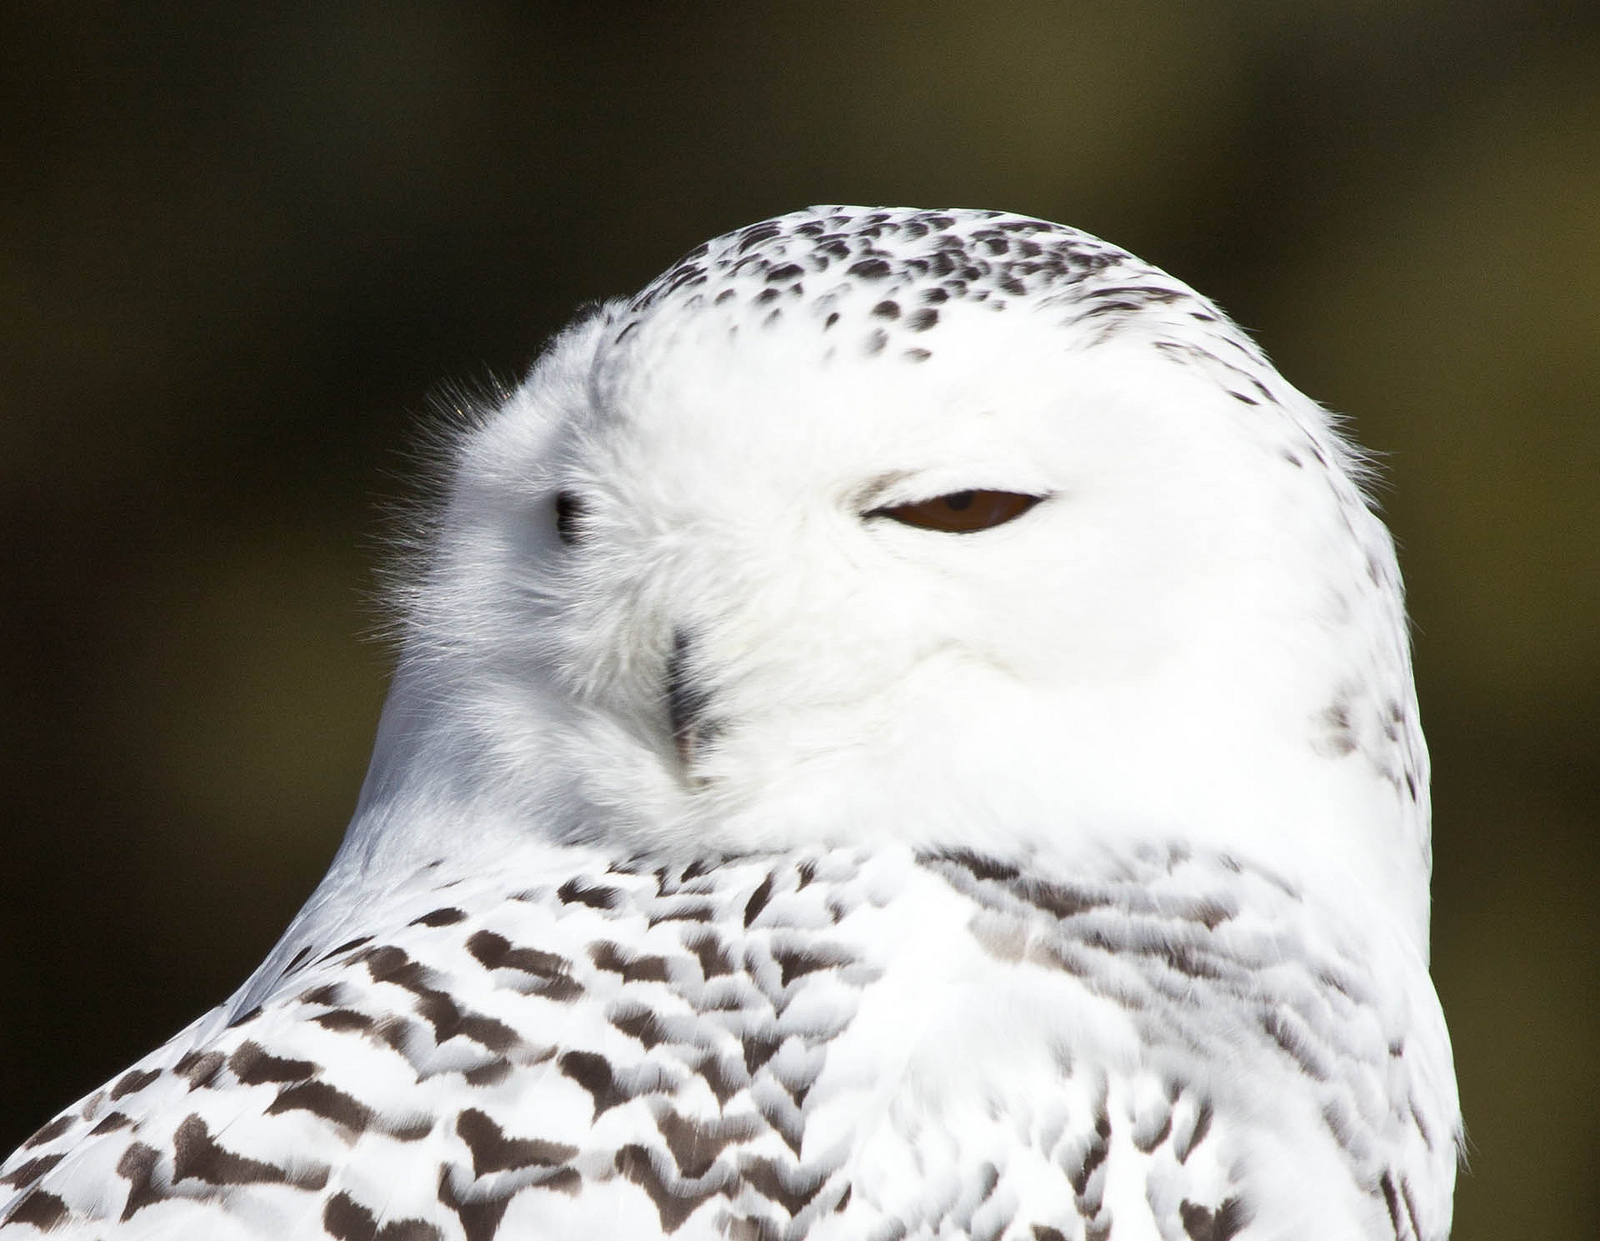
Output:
[772, 944, 851, 987]
[324, 1191, 444, 1241]
[1399, 1176, 1424, 1241]
[744, 875, 775, 927]
[362, 945, 426, 987]
[7, 1190, 69, 1230]
[314, 1010, 375, 1033]
[738, 1156, 823, 1217]
[410, 907, 466, 927]
[1176, 1100, 1213, 1164]
[559, 1050, 625, 1116]
[468, 930, 583, 999]
[702, 1055, 747, 1105]
[456, 1108, 577, 1176]
[1068, 1107, 1111, 1196]
[1161, 943, 1227, 980]
[174, 1049, 226, 1088]
[321, 936, 374, 961]
[116, 1141, 163, 1219]
[464, 1060, 512, 1088]
[926, 849, 1020, 883]
[267, 1080, 375, 1133]
[109, 1068, 161, 1100]
[1379, 1171, 1403, 1238]
[88, 1111, 134, 1135]
[452, 1012, 521, 1052]
[558, 878, 621, 910]
[1133, 1111, 1173, 1154]
[683, 929, 734, 978]
[0, 1153, 63, 1189]
[173, 1113, 321, 1188]
[655, 1110, 756, 1179]
[589, 940, 671, 983]
[1180, 1196, 1250, 1240]
[742, 1035, 781, 1076]
[847, 258, 891, 279]
[1017, 879, 1112, 920]
[726, 1217, 783, 1241]
[1183, 898, 1236, 929]
[1263, 1010, 1327, 1080]
[615, 1144, 718, 1231]
[648, 903, 714, 925]
[437, 1168, 511, 1241]
[21, 1115, 72, 1148]
[230, 1041, 316, 1085]
[611, 1004, 668, 1048]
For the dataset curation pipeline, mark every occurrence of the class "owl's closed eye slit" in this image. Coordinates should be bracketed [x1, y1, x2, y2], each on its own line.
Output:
[868, 489, 1044, 533]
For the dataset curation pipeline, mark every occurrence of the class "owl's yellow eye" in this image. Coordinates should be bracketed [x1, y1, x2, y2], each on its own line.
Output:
[869, 490, 1042, 533]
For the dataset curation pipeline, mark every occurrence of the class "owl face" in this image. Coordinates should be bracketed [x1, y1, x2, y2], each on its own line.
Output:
[377, 208, 1426, 941]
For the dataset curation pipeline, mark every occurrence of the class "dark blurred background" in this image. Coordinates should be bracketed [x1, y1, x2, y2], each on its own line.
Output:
[2, 3, 1595, 1235]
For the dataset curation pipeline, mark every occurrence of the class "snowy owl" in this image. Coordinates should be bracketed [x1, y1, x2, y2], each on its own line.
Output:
[0, 206, 1459, 1240]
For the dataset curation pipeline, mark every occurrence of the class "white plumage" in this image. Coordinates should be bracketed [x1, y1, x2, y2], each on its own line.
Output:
[0, 206, 1459, 1240]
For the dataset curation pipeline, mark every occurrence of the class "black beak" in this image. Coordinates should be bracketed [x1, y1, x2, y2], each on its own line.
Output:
[666, 629, 714, 768]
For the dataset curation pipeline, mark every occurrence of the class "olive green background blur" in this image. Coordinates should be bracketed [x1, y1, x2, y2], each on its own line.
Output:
[2, 3, 1596, 1235]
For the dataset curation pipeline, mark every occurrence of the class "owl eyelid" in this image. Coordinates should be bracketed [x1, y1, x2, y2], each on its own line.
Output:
[864, 489, 1046, 534]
